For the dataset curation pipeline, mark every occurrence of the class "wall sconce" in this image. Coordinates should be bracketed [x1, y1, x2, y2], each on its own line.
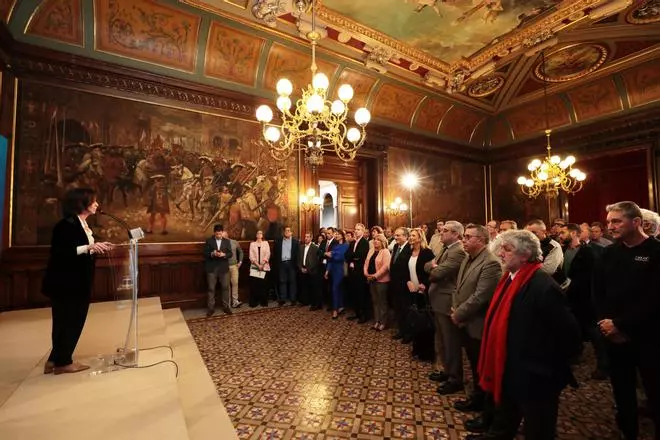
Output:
[300, 188, 322, 213]
[386, 197, 408, 217]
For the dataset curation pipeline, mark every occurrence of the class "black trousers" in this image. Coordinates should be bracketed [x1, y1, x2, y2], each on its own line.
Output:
[300, 271, 321, 307]
[459, 328, 485, 402]
[607, 340, 660, 440]
[348, 270, 369, 318]
[47, 295, 90, 367]
[487, 390, 561, 440]
[249, 275, 268, 306]
[393, 287, 413, 337]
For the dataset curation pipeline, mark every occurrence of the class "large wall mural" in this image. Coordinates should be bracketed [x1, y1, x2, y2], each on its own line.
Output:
[386, 147, 486, 228]
[12, 81, 298, 245]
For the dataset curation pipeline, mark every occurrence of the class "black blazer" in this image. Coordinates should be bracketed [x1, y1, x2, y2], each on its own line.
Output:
[42, 216, 96, 299]
[318, 238, 335, 269]
[389, 242, 413, 291]
[345, 236, 370, 276]
[273, 237, 300, 267]
[203, 236, 233, 274]
[564, 244, 596, 324]
[503, 270, 582, 398]
[413, 248, 435, 288]
[298, 242, 320, 275]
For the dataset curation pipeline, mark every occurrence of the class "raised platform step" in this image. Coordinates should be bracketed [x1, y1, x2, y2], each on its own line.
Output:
[0, 298, 189, 440]
[164, 308, 238, 440]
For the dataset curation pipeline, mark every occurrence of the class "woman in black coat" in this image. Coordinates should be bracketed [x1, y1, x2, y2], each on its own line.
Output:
[42, 188, 112, 375]
[406, 228, 436, 361]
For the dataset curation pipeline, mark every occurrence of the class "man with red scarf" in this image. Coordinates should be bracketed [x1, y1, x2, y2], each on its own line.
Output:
[466, 229, 581, 440]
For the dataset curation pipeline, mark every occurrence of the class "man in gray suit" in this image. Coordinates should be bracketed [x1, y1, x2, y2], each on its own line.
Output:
[451, 224, 502, 412]
[298, 232, 321, 309]
[204, 224, 233, 317]
[425, 220, 467, 393]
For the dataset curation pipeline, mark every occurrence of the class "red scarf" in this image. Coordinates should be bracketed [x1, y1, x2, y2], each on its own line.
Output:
[478, 262, 542, 403]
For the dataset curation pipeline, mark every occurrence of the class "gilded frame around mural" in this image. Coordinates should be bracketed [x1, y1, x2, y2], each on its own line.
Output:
[626, 0, 660, 24]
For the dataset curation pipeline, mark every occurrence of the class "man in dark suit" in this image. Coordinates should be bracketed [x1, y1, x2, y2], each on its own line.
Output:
[467, 229, 580, 440]
[390, 227, 413, 340]
[345, 223, 370, 323]
[318, 227, 336, 310]
[273, 226, 300, 305]
[204, 224, 233, 317]
[559, 223, 607, 379]
[298, 232, 321, 309]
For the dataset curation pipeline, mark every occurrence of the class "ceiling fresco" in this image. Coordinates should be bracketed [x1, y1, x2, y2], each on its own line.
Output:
[4, 0, 660, 149]
[320, 0, 561, 63]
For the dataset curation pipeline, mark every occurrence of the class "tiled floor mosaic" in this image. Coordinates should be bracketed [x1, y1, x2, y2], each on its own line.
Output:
[187, 305, 655, 439]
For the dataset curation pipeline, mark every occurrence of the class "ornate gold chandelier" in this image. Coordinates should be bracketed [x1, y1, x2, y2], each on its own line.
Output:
[385, 197, 408, 217]
[255, 0, 370, 170]
[516, 52, 586, 199]
[516, 129, 586, 199]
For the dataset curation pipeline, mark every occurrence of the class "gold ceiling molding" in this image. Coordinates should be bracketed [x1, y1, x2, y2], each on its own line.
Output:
[317, 0, 606, 78]
[316, 4, 451, 74]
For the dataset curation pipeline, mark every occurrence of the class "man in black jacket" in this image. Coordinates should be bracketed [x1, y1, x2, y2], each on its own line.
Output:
[298, 232, 321, 309]
[593, 201, 660, 440]
[345, 223, 370, 322]
[559, 223, 609, 380]
[203, 224, 233, 317]
[467, 230, 581, 440]
[318, 227, 336, 310]
[390, 227, 413, 340]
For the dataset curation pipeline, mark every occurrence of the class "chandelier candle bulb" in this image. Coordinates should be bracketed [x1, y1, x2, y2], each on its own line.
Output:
[256, 105, 273, 123]
[354, 108, 371, 125]
[276, 78, 293, 96]
[312, 73, 329, 90]
[338, 84, 354, 102]
[264, 126, 281, 142]
[346, 127, 361, 143]
[331, 100, 345, 115]
[276, 96, 292, 112]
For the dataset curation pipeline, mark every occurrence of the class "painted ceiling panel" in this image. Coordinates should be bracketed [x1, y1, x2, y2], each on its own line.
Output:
[621, 57, 660, 108]
[263, 43, 339, 94]
[94, 0, 202, 72]
[439, 106, 485, 143]
[334, 68, 377, 109]
[371, 83, 424, 126]
[567, 77, 622, 122]
[414, 98, 451, 133]
[204, 21, 265, 87]
[26, 0, 83, 47]
[506, 94, 570, 139]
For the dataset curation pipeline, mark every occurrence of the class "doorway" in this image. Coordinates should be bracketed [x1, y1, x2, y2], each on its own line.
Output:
[319, 180, 338, 228]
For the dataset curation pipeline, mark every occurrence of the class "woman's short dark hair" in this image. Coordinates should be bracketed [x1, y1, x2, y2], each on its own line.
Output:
[62, 188, 96, 217]
[335, 228, 346, 242]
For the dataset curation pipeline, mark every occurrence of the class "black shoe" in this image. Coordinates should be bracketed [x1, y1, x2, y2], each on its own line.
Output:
[205, 309, 214, 317]
[429, 371, 449, 382]
[260, 302, 268, 307]
[249, 303, 258, 308]
[278, 300, 285, 306]
[401, 336, 413, 344]
[392, 333, 403, 340]
[465, 416, 490, 433]
[437, 380, 464, 395]
[357, 318, 368, 324]
[223, 307, 233, 315]
[454, 397, 485, 412]
[347, 315, 358, 320]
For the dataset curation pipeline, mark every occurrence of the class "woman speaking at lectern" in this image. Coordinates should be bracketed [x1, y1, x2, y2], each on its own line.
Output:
[42, 188, 112, 375]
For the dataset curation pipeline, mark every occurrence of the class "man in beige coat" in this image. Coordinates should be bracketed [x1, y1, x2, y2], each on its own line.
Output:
[425, 221, 466, 392]
[451, 224, 502, 413]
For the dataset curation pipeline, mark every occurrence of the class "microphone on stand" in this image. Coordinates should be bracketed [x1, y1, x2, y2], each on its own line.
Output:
[98, 210, 145, 240]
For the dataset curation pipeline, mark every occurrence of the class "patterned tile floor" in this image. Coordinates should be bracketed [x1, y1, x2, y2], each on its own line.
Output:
[187, 305, 654, 440]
